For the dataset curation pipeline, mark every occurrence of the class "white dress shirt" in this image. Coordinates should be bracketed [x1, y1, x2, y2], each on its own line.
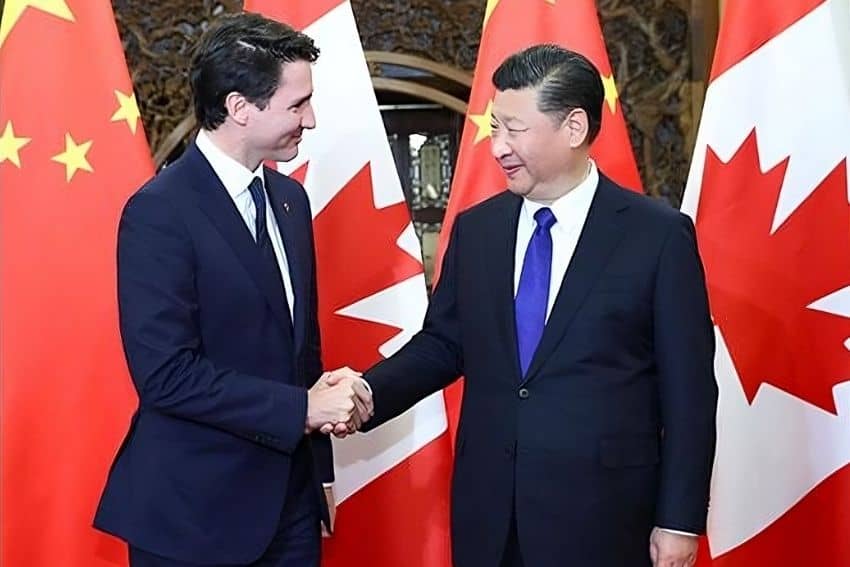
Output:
[195, 131, 295, 319]
[513, 160, 598, 314]
[512, 160, 696, 538]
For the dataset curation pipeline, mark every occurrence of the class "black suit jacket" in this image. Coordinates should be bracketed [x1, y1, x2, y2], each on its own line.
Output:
[94, 143, 330, 564]
[364, 175, 717, 567]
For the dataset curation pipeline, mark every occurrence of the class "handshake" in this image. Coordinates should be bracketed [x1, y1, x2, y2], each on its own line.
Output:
[305, 367, 373, 438]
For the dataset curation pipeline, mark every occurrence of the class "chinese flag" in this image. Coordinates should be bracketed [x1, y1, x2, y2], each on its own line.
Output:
[0, 1, 153, 565]
[682, 0, 850, 565]
[439, 0, 643, 442]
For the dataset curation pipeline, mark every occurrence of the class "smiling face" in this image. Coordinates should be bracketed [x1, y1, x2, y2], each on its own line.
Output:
[244, 60, 316, 164]
[490, 85, 590, 202]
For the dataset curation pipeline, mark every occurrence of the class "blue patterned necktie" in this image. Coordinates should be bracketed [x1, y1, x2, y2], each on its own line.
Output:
[247, 177, 292, 326]
[515, 207, 557, 377]
[247, 177, 269, 246]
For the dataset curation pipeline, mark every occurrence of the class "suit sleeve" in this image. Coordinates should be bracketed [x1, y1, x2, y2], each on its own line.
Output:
[653, 212, 718, 533]
[363, 219, 465, 429]
[117, 190, 307, 454]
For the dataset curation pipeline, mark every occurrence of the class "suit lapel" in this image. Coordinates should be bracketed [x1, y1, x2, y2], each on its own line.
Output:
[522, 178, 629, 384]
[266, 175, 308, 355]
[182, 144, 294, 338]
[486, 193, 524, 383]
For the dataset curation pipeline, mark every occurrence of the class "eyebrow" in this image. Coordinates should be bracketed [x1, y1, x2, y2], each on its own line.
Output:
[289, 93, 312, 109]
[491, 113, 524, 128]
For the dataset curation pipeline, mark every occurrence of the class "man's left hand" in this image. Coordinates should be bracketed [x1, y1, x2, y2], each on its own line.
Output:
[649, 527, 698, 567]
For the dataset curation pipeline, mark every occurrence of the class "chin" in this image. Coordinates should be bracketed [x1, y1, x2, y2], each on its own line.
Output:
[506, 183, 532, 197]
[273, 148, 299, 163]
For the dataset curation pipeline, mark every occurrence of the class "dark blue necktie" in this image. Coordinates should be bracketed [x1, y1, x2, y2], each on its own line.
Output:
[247, 177, 270, 246]
[515, 207, 557, 377]
[247, 177, 292, 326]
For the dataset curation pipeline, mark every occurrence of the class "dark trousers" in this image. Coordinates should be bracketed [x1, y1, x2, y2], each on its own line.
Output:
[130, 443, 320, 567]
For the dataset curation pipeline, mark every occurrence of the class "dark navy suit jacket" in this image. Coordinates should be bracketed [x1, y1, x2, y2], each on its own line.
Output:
[364, 175, 718, 567]
[94, 143, 330, 564]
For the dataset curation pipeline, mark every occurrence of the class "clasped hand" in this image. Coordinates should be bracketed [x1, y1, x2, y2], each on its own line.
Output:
[305, 367, 372, 438]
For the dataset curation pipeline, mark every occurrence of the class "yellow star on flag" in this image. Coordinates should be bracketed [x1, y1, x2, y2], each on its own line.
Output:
[111, 90, 142, 134]
[482, 0, 501, 30]
[0, 0, 75, 50]
[601, 73, 619, 114]
[469, 100, 494, 145]
[0, 121, 32, 168]
[51, 133, 93, 182]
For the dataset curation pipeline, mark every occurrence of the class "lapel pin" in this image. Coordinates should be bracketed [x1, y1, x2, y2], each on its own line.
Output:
[282, 202, 290, 213]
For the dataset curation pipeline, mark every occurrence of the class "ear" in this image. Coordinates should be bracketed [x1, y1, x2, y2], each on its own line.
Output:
[224, 91, 251, 127]
[562, 108, 590, 148]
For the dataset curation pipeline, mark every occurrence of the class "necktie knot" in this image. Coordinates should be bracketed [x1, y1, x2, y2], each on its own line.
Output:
[247, 177, 264, 208]
[534, 207, 556, 232]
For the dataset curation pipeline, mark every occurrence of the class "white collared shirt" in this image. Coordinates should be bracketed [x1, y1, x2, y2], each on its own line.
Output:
[514, 160, 599, 320]
[195, 130, 295, 318]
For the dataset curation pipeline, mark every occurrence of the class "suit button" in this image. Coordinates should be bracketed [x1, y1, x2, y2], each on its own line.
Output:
[518, 388, 529, 399]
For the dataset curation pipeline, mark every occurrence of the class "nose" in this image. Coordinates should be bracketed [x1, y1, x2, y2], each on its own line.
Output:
[301, 102, 316, 130]
[490, 129, 511, 160]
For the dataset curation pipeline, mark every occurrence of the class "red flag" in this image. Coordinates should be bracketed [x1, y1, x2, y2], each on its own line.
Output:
[244, 2, 453, 566]
[682, 0, 850, 564]
[439, 0, 643, 442]
[0, 1, 153, 566]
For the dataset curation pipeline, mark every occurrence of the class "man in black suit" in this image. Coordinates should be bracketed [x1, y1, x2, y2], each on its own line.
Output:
[355, 45, 717, 567]
[95, 14, 371, 567]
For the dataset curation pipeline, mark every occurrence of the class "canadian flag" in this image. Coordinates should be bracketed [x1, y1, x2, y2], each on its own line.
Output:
[681, 0, 850, 564]
[243, 2, 452, 566]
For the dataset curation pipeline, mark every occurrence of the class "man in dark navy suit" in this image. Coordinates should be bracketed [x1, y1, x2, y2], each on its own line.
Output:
[357, 45, 718, 567]
[95, 13, 371, 567]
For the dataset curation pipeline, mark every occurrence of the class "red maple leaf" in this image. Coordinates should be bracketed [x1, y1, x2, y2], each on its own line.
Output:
[696, 130, 850, 413]
[310, 162, 424, 371]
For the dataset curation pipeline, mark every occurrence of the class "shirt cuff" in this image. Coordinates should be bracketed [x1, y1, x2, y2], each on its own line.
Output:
[359, 377, 372, 395]
[657, 527, 698, 537]
[322, 482, 334, 489]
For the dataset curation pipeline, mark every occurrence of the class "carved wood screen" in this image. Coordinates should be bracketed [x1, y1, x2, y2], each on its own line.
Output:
[98, 0, 717, 207]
